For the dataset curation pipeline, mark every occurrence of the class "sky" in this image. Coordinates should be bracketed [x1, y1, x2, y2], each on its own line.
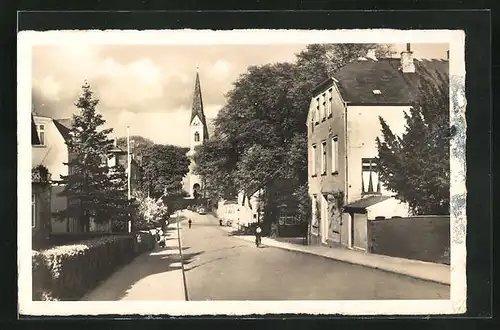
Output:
[31, 42, 449, 147]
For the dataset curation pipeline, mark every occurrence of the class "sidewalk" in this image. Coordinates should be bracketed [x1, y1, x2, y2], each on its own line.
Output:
[220, 226, 450, 285]
[81, 222, 186, 301]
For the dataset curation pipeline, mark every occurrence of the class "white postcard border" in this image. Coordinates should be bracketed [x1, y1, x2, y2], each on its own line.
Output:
[18, 28, 466, 316]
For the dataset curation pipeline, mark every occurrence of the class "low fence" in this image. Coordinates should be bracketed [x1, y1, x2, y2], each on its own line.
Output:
[367, 215, 450, 264]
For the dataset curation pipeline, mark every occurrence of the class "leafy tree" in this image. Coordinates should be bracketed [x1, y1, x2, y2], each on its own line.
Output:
[140, 144, 190, 198]
[133, 190, 169, 230]
[376, 73, 451, 215]
[55, 82, 131, 232]
[116, 135, 154, 158]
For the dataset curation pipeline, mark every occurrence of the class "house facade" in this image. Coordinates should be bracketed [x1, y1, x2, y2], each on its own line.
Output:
[31, 114, 52, 249]
[32, 114, 76, 233]
[306, 45, 449, 250]
[217, 189, 263, 228]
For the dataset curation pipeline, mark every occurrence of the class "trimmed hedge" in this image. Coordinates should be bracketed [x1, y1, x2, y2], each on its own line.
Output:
[32, 232, 155, 301]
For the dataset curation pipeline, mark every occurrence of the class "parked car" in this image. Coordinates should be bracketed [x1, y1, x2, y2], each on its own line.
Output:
[198, 207, 206, 215]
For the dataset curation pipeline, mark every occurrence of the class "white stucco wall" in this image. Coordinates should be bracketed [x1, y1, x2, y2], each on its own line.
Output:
[184, 115, 205, 197]
[346, 105, 409, 203]
[366, 197, 410, 219]
[32, 116, 71, 233]
[32, 116, 69, 182]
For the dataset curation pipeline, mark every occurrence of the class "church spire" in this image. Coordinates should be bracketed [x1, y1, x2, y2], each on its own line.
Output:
[190, 67, 209, 140]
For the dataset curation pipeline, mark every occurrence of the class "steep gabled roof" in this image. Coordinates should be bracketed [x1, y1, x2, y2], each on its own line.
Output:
[190, 71, 209, 140]
[329, 58, 449, 105]
[53, 118, 72, 142]
[31, 114, 40, 145]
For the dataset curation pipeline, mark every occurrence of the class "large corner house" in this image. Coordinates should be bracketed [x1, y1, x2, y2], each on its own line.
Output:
[32, 113, 141, 234]
[307, 44, 448, 250]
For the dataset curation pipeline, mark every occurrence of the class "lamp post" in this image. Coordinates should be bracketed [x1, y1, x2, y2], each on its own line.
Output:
[237, 207, 240, 231]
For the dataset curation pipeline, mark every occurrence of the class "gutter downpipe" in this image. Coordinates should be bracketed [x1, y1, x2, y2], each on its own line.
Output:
[343, 101, 350, 248]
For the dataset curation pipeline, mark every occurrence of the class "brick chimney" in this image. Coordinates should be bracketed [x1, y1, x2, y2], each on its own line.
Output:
[400, 43, 415, 73]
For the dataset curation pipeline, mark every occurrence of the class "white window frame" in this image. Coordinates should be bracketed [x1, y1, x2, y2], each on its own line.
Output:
[36, 124, 45, 146]
[315, 98, 320, 124]
[332, 136, 339, 173]
[321, 141, 327, 175]
[194, 131, 200, 142]
[362, 158, 380, 195]
[32, 193, 36, 228]
[327, 88, 333, 117]
[322, 93, 327, 120]
[311, 144, 317, 176]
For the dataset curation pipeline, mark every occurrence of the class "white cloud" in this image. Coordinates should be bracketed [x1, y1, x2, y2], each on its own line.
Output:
[211, 60, 232, 78]
[38, 75, 61, 101]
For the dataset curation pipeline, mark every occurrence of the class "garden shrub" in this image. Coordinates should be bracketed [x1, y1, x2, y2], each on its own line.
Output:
[32, 235, 135, 301]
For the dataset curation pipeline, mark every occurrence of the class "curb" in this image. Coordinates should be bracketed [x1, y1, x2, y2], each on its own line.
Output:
[228, 233, 450, 286]
[175, 217, 189, 301]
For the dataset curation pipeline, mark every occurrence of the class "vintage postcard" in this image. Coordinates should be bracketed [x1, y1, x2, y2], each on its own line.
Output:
[18, 29, 466, 316]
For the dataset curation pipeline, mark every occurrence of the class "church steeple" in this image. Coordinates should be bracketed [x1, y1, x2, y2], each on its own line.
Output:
[190, 68, 209, 141]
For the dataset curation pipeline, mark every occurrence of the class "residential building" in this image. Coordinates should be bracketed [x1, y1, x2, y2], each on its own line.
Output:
[32, 113, 76, 233]
[217, 188, 263, 228]
[183, 67, 209, 199]
[306, 44, 449, 250]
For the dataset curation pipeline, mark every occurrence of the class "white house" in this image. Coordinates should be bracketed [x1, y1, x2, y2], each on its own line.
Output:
[306, 44, 449, 250]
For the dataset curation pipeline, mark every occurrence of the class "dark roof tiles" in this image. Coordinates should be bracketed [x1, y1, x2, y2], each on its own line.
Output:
[329, 58, 448, 104]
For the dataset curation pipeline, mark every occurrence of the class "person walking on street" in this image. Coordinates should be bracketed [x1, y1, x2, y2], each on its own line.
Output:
[255, 224, 262, 247]
[188, 219, 192, 229]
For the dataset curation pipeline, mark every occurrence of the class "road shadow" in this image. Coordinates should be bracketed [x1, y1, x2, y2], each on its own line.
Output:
[82, 245, 202, 301]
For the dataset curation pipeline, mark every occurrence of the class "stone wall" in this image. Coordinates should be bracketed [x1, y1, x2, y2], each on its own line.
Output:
[367, 215, 450, 264]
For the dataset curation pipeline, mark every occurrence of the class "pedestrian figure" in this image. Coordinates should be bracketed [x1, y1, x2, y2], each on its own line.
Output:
[219, 219, 223, 226]
[188, 219, 192, 229]
[255, 225, 262, 247]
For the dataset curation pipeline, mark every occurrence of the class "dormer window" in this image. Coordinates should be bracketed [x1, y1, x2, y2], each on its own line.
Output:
[36, 124, 45, 145]
[194, 131, 200, 142]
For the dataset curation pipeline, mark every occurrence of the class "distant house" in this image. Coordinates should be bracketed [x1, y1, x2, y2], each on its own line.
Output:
[306, 44, 449, 250]
[217, 188, 262, 229]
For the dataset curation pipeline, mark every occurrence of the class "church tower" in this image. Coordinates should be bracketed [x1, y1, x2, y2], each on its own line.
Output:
[184, 66, 209, 198]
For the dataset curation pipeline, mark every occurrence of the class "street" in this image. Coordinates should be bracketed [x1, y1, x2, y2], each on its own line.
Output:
[180, 212, 450, 300]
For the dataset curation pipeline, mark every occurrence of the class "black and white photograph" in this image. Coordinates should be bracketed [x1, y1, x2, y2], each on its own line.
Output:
[18, 29, 466, 316]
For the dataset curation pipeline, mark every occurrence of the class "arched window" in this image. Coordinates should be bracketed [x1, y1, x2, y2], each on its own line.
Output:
[194, 131, 200, 142]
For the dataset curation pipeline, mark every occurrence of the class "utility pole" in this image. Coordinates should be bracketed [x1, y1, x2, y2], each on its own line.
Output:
[127, 125, 131, 233]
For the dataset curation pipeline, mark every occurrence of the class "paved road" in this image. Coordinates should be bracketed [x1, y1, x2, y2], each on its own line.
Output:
[180, 212, 450, 301]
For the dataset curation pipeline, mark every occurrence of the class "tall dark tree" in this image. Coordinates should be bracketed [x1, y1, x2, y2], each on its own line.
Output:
[376, 73, 451, 215]
[55, 82, 131, 232]
[140, 144, 190, 198]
